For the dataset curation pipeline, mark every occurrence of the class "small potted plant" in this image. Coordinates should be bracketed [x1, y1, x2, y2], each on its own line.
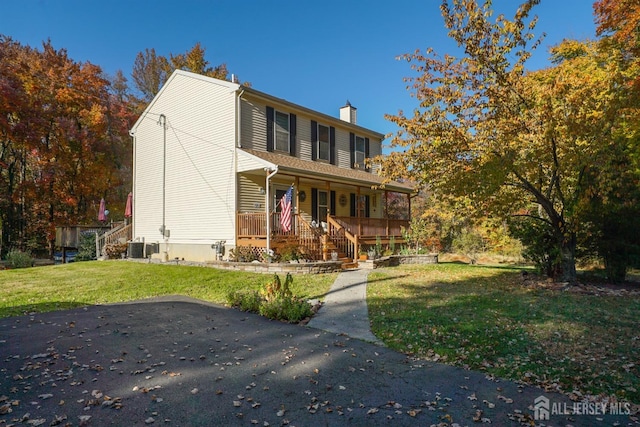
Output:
[358, 250, 368, 261]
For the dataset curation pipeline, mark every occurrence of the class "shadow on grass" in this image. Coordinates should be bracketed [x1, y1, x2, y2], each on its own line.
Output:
[367, 264, 640, 403]
[306, 273, 409, 301]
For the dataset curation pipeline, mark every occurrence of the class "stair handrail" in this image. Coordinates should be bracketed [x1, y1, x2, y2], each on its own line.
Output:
[326, 215, 358, 259]
[95, 222, 132, 258]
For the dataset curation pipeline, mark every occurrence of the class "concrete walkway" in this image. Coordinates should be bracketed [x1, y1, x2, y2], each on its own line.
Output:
[307, 268, 383, 345]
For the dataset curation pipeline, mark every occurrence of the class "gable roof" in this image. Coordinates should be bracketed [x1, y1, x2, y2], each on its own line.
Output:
[239, 148, 414, 193]
[130, 69, 385, 141]
[130, 70, 240, 135]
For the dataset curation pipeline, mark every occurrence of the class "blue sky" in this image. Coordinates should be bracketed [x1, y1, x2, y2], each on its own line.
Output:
[2, 1, 596, 143]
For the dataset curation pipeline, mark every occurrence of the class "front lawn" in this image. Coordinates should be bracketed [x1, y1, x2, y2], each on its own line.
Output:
[0, 261, 336, 318]
[368, 263, 640, 405]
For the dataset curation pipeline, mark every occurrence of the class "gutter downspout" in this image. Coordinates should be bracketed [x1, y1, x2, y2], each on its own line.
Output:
[159, 114, 168, 261]
[265, 166, 278, 259]
[128, 129, 136, 246]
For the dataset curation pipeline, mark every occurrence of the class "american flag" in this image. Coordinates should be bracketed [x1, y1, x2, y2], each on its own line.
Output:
[280, 186, 293, 233]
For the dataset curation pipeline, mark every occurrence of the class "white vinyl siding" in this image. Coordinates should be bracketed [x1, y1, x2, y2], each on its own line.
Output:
[132, 72, 237, 246]
[238, 173, 265, 212]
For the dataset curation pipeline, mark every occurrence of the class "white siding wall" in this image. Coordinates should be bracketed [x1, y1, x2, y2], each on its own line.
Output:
[238, 173, 265, 212]
[133, 73, 238, 256]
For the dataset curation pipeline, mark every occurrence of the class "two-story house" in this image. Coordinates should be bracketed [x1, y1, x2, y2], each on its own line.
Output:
[129, 70, 414, 263]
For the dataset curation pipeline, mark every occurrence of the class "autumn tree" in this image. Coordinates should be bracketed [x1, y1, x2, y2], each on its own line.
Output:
[594, 0, 640, 54]
[132, 43, 229, 102]
[378, 0, 639, 282]
[0, 36, 135, 257]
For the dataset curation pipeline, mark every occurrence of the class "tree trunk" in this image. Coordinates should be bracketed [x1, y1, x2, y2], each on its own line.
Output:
[559, 233, 577, 283]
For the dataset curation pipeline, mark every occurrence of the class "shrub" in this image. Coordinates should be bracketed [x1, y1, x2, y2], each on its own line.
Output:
[225, 273, 312, 323]
[6, 249, 34, 269]
[76, 232, 97, 261]
[509, 217, 562, 277]
[227, 290, 262, 313]
[104, 242, 128, 259]
[452, 229, 485, 264]
[262, 273, 293, 301]
[259, 296, 312, 323]
[229, 246, 258, 262]
[277, 243, 302, 262]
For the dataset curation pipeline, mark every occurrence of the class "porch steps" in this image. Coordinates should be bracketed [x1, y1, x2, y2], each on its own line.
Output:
[340, 257, 358, 270]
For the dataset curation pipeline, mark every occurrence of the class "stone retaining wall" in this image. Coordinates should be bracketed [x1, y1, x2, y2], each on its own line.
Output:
[125, 257, 342, 274]
[360, 254, 439, 269]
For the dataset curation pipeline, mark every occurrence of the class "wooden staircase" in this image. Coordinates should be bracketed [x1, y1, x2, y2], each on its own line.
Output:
[325, 240, 358, 269]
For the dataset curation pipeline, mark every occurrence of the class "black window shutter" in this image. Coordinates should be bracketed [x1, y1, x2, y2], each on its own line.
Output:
[365, 137, 370, 171]
[329, 126, 336, 165]
[289, 113, 296, 156]
[266, 106, 274, 152]
[349, 133, 355, 168]
[330, 191, 336, 216]
[311, 120, 317, 160]
[311, 188, 318, 222]
[365, 195, 371, 218]
[350, 193, 356, 217]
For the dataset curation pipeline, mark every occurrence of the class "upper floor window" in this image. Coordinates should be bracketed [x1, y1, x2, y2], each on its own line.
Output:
[275, 111, 290, 152]
[311, 120, 335, 164]
[350, 133, 369, 170]
[354, 136, 366, 168]
[266, 106, 296, 156]
[318, 124, 330, 162]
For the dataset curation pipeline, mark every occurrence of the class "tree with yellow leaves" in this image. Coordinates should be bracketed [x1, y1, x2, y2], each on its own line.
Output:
[379, 0, 640, 282]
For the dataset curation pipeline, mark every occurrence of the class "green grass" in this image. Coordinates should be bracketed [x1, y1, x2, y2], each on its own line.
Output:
[0, 261, 336, 318]
[368, 263, 640, 404]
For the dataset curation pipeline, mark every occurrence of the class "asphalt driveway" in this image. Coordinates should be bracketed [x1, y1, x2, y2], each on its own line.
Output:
[0, 296, 630, 426]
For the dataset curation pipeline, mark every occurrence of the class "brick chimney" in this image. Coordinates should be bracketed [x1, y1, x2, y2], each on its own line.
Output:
[340, 100, 357, 124]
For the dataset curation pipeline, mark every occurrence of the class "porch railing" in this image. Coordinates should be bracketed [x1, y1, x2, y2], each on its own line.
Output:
[331, 216, 409, 238]
[326, 216, 357, 259]
[96, 222, 132, 258]
[237, 212, 408, 261]
[296, 215, 323, 259]
[237, 212, 323, 259]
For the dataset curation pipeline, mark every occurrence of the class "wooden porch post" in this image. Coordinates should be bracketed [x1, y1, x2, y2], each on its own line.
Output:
[357, 186, 362, 236]
[295, 176, 300, 233]
[385, 190, 390, 236]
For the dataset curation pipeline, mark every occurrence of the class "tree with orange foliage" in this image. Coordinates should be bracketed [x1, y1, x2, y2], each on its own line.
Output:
[0, 36, 135, 258]
[594, 0, 640, 52]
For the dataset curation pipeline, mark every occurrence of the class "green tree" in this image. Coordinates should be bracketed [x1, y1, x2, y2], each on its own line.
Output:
[132, 43, 230, 102]
[378, 0, 639, 282]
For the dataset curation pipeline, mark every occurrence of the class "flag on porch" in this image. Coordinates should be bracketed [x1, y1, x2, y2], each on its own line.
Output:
[280, 185, 293, 233]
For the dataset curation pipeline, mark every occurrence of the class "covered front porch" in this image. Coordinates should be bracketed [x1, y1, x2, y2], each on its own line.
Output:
[235, 148, 414, 262]
[237, 212, 409, 261]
